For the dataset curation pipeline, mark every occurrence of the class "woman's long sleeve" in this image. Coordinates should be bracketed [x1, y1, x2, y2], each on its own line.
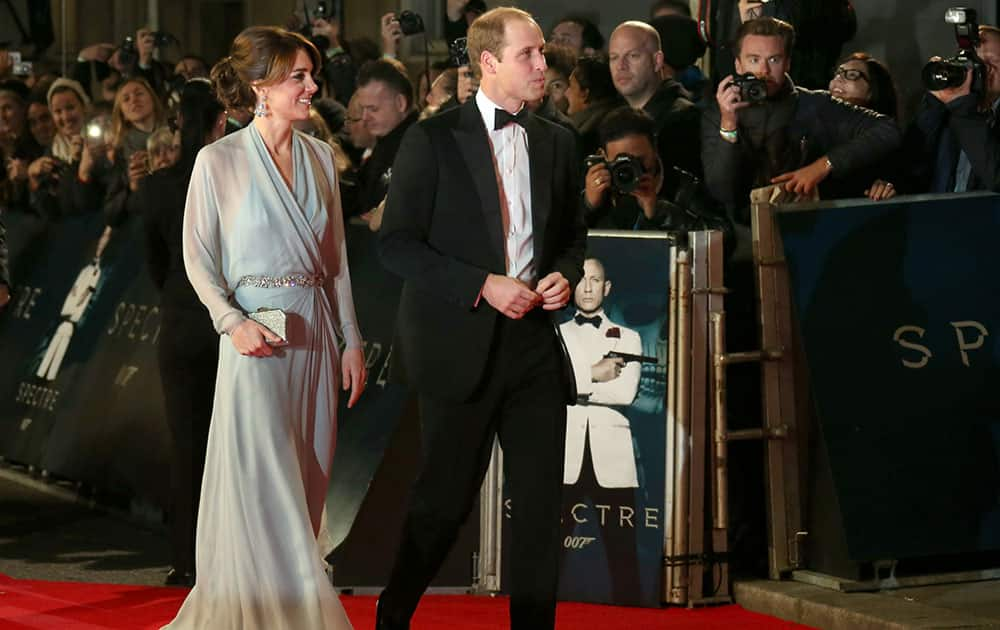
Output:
[320, 156, 362, 351]
[182, 151, 246, 334]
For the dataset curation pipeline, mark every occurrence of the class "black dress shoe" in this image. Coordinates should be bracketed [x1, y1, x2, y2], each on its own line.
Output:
[375, 596, 409, 630]
[164, 567, 196, 587]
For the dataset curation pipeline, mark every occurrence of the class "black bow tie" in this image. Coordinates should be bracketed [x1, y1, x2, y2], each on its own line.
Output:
[575, 314, 602, 328]
[494, 107, 528, 130]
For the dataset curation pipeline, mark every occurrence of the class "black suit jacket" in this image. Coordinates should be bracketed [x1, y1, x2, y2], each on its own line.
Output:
[379, 99, 587, 402]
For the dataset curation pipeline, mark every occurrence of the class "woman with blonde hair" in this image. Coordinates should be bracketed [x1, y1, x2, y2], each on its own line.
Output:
[162, 25, 365, 630]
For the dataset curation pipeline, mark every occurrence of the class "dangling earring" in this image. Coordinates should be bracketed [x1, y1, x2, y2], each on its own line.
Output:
[254, 93, 269, 118]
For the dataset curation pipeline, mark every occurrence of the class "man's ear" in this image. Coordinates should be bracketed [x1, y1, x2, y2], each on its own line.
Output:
[481, 50, 498, 75]
[603, 281, 612, 297]
[395, 92, 408, 113]
[653, 50, 664, 74]
[734, 56, 744, 75]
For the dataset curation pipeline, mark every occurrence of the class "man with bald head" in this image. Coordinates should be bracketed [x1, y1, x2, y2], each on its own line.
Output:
[607, 20, 701, 194]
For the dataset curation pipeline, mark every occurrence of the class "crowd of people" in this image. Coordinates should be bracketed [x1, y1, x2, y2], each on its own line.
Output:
[1, 1, 1000, 628]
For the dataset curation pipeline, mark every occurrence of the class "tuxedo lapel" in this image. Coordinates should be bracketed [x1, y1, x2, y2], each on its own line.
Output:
[524, 114, 553, 259]
[453, 100, 505, 269]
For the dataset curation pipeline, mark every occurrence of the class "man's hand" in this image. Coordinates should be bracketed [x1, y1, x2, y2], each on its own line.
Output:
[311, 18, 341, 48]
[230, 319, 283, 357]
[341, 346, 367, 408]
[535, 271, 570, 311]
[715, 74, 751, 132]
[584, 160, 611, 208]
[136, 28, 155, 66]
[865, 179, 897, 201]
[483, 273, 541, 319]
[77, 43, 115, 63]
[0, 285, 9, 309]
[591, 356, 625, 383]
[381, 13, 403, 57]
[446, 0, 469, 21]
[771, 157, 832, 196]
[929, 58, 974, 104]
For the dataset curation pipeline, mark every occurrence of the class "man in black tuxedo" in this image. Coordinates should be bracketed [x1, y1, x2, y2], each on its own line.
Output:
[376, 7, 587, 629]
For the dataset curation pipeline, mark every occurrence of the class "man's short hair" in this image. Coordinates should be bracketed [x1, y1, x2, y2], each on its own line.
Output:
[598, 106, 657, 150]
[980, 24, 1000, 42]
[732, 17, 796, 57]
[357, 58, 414, 109]
[650, 0, 692, 18]
[467, 7, 537, 76]
[554, 15, 605, 51]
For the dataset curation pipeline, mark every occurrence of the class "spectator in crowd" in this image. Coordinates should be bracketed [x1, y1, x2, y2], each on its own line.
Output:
[1, 80, 43, 213]
[73, 77, 165, 226]
[128, 27, 172, 97]
[421, 68, 458, 119]
[416, 61, 451, 111]
[550, 15, 605, 57]
[146, 126, 180, 173]
[707, 0, 856, 90]
[342, 91, 375, 167]
[898, 25, 1000, 194]
[26, 79, 90, 219]
[174, 55, 209, 81]
[309, 14, 362, 105]
[381, 12, 404, 59]
[649, 14, 709, 100]
[566, 56, 623, 159]
[608, 20, 701, 198]
[543, 44, 576, 114]
[353, 59, 417, 226]
[701, 18, 900, 225]
[445, 0, 488, 43]
[829, 52, 899, 117]
[824, 52, 902, 201]
[584, 106, 727, 234]
[26, 98, 56, 148]
[651, 0, 692, 18]
[136, 77, 226, 588]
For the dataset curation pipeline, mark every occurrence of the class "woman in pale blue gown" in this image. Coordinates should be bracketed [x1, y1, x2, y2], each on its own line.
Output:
[163, 26, 365, 630]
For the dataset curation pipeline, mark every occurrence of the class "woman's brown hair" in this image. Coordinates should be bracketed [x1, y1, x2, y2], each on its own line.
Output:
[211, 26, 321, 112]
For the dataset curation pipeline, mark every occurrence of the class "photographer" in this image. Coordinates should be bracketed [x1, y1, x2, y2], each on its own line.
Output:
[701, 18, 900, 225]
[900, 25, 1000, 194]
[1, 80, 43, 214]
[122, 27, 172, 98]
[584, 106, 727, 235]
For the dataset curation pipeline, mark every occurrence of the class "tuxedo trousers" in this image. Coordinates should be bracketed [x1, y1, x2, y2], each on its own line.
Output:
[382, 309, 568, 629]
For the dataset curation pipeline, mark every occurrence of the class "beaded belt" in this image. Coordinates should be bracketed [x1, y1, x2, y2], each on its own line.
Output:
[235, 273, 325, 289]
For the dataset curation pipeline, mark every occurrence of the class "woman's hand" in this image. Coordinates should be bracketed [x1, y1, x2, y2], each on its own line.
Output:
[230, 319, 283, 357]
[128, 150, 149, 192]
[865, 179, 897, 201]
[341, 347, 367, 408]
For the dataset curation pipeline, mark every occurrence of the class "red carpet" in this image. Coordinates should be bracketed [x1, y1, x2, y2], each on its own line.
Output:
[0, 574, 813, 629]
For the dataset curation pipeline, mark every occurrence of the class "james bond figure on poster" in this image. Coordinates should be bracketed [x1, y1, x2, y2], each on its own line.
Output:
[561, 257, 643, 489]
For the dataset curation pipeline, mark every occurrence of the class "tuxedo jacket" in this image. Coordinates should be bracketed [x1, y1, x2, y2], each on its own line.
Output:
[378, 98, 587, 402]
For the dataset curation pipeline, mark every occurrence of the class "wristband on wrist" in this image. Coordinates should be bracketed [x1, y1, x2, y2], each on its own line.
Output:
[719, 126, 738, 142]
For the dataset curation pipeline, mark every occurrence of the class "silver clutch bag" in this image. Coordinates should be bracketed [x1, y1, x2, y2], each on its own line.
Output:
[248, 307, 289, 346]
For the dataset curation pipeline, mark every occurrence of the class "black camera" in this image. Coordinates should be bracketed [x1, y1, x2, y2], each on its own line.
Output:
[586, 153, 647, 194]
[397, 10, 425, 36]
[731, 72, 767, 103]
[449, 37, 469, 67]
[922, 8, 984, 92]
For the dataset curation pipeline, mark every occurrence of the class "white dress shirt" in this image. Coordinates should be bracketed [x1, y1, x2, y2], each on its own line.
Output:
[475, 90, 536, 285]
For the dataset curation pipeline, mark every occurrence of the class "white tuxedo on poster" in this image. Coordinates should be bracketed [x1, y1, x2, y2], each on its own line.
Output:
[560, 258, 642, 489]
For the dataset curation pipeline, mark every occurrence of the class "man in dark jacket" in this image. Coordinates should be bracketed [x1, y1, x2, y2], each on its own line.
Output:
[608, 20, 701, 199]
[353, 59, 418, 223]
[701, 17, 900, 225]
[900, 25, 1000, 194]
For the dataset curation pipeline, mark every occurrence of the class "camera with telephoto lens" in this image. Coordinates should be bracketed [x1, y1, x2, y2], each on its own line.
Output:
[397, 10, 425, 36]
[449, 37, 469, 67]
[922, 7, 985, 93]
[586, 153, 647, 194]
[731, 72, 767, 103]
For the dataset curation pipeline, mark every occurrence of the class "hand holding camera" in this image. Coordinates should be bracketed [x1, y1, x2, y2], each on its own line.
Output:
[584, 158, 612, 208]
[127, 150, 150, 192]
[715, 74, 757, 131]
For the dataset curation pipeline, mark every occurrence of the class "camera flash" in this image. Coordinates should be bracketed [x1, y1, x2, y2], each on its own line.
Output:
[945, 8, 968, 24]
[87, 124, 102, 139]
